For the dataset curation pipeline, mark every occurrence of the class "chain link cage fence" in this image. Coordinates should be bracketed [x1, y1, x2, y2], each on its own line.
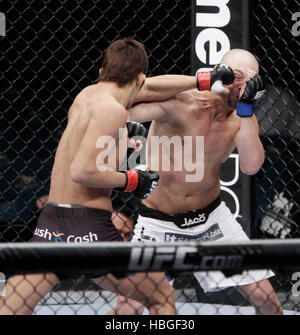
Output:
[251, 0, 300, 313]
[0, 0, 299, 315]
[252, 0, 300, 240]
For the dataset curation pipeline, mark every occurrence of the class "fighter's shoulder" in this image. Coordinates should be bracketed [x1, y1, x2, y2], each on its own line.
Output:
[75, 86, 126, 115]
[91, 97, 127, 122]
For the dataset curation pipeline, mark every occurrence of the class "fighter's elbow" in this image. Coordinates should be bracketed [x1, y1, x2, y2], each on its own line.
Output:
[70, 167, 81, 184]
[240, 157, 264, 175]
[240, 165, 261, 175]
[70, 162, 87, 184]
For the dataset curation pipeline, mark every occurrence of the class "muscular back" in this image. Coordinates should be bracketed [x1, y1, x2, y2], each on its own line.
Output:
[144, 90, 240, 214]
[48, 85, 126, 211]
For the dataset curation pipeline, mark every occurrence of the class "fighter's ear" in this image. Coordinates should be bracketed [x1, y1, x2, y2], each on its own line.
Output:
[98, 68, 103, 82]
[136, 73, 146, 89]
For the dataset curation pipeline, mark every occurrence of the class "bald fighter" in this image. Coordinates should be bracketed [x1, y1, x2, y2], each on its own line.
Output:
[109, 49, 283, 315]
[0, 38, 228, 315]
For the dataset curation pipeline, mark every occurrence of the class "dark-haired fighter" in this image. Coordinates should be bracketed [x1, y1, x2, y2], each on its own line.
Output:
[0, 38, 234, 315]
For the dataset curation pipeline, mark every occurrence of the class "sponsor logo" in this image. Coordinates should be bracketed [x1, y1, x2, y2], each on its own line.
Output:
[192, 5, 243, 223]
[181, 213, 206, 228]
[165, 223, 223, 242]
[138, 226, 156, 242]
[66, 232, 98, 243]
[34, 228, 52, 241]
[128, 245, 243, 272]
[143, 180, 158, 199]
[34, 228, 98, 243]
[53, 231, 65, 243]
[220, 154, 241, 220]
[193, 0, 231, 72]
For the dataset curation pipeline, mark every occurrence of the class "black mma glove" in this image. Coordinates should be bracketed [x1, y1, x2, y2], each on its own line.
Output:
[125, 121, 147, 168]
[126, 121, 148, 139]
[196, 64, 235, 93]
[237, 74, 265, 117]
[116, 169, 159, 200]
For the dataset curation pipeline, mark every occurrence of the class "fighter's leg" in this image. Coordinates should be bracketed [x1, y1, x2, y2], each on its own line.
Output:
[106, 273, 175, 315]
[237, 278, 283, 315]
[107, 295, 146, 315]
[194, 202, 283, 314]
[0, 273, 59, 315]
[93, 272, 175, 315]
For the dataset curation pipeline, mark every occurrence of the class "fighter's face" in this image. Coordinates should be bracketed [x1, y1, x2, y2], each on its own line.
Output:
[226, 67, 257, 109]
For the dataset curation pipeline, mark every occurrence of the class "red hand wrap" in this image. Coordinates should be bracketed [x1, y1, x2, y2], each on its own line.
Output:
[124, 169, 139, 192]
[197, 72, 211, 91]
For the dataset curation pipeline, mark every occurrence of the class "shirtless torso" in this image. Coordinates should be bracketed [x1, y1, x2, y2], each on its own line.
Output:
[48, 84, 127, 212]
[131, 90, 241, 214]
[110, 49, 283, 316]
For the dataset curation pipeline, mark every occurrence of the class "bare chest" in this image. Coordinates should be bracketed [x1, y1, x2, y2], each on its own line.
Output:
[167, 112, 239, 160]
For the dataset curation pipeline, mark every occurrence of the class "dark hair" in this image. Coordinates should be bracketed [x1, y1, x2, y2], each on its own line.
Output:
[99, 38, 148, 87]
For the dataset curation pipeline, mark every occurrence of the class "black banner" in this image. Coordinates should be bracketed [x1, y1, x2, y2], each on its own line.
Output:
[191, 0, 251, 236]
[0, 241, 300, 275]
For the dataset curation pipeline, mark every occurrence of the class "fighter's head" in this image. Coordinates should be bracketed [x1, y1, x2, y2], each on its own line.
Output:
[99, 38, 148, 94]
[220, 49, 259, 109]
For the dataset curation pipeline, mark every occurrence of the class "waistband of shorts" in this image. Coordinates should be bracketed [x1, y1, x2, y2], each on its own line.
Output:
[42, 203, 112, 218]
[139, 196, 221, 222]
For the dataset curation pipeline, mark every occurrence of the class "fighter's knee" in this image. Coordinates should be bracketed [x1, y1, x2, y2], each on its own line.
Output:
[250, 286, 270, 306]
[250, 285, 282, 315]
[144, 284, 176, 311]
[158, 281, 176, 303]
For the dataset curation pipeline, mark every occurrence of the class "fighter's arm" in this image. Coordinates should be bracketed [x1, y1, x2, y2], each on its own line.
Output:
[234, 74, 265, 175]
[70, 101, 127, 188]
[135, 65, 235, 103]
[129, 88, 218, 123]
[127, 102, 165, 123]
[128, 99, 179, 123]
[135, 75, 196, 103]
[234, 114, 265, 175]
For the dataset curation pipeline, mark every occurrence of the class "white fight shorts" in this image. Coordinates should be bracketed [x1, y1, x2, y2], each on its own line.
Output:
[131, 199, 274, 292]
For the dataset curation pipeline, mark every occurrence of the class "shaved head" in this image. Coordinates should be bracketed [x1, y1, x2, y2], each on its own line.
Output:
[221, 49, 259, 74]
[219, 49, 260, 109]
